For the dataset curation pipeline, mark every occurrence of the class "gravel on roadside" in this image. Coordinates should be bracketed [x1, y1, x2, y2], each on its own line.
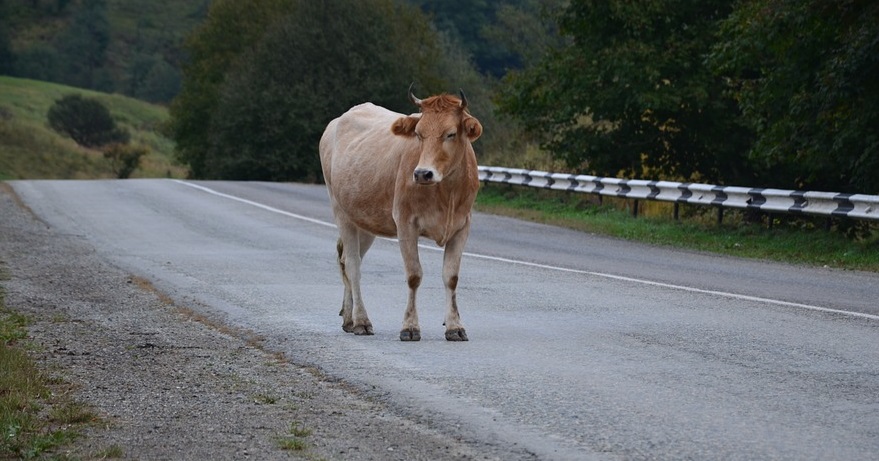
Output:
[0, 184, 492, 460]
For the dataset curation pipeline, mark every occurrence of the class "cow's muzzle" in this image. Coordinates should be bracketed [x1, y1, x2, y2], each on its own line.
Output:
[413, 168, 438, 185]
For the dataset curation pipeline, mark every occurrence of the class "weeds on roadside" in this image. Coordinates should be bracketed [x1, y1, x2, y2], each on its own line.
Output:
[275, 422, 312, 451]
[94, 444, 125, 459]
[0, 280, 98, 458]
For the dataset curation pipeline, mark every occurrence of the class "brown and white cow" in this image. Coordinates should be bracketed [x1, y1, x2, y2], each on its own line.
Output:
[319, 86, 482, 341]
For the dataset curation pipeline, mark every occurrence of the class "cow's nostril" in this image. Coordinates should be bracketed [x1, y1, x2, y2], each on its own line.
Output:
[414, 169, 434, 182]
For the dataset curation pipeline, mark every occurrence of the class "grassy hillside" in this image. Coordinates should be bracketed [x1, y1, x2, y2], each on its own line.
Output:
[0, 76, 184, 180]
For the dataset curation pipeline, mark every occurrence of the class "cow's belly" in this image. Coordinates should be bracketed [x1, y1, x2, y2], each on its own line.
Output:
[343, 208, 398, 238]
[330, 185, 398, 238]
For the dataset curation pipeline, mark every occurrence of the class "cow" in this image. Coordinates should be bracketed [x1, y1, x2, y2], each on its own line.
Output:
[319, 85, 482, 341]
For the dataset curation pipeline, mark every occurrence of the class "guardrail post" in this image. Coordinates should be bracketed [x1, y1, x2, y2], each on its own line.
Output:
[673, 202, 680, 221]
[632, 200, 639, 218]
[717, 207, 724, 225]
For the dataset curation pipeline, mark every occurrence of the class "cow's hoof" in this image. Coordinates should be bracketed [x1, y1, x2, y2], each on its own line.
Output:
[352, 324, 374, 335]
[445, 329, 468, 341]
[342, 322, 354, 333]
[399, 329, 421, 341]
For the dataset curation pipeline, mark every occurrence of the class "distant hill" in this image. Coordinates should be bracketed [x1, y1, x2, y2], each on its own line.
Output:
[1, 0, 208, 103]
[0, 76, 184, 180]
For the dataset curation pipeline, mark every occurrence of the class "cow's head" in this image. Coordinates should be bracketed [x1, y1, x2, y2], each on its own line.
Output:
[391, 85, 482, 185]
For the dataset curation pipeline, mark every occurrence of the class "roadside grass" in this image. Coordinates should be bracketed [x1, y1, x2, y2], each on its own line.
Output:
[95, 444, 125, 458]
[475, 184, 879, 272]
[275, 421, 312, 451]
[0, 76, 185, 180]
[0, 265, 100, 458]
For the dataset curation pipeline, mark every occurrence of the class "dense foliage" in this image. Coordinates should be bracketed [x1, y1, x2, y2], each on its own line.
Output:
[169, 0, 483, 181]
[165, 0, 296, 180]
[709, 0, 879, 193]
[53, 0, 113, 92]
[498, 0, 753, 184]
[0, 0, 202, 102]
[411, 0, 520, 77]
[498, 0, 878, 194]
[1, 0, 519, 101]
[207, 1, 458, 181]
[6, 0, 877, 196]
[47, 94, 129, 147]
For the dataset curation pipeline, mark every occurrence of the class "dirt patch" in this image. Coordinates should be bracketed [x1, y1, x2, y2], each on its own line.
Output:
[0, 185, 493, 460]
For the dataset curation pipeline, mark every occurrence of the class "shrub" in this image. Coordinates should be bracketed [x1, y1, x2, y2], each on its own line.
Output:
[103, 143, 147, 179]
[47, 94, 129, 147]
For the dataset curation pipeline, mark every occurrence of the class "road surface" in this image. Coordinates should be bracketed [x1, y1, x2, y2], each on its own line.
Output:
[7, 179, 879, 460]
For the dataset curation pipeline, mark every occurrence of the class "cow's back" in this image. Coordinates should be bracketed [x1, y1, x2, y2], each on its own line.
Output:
[320, 103, 413, 237]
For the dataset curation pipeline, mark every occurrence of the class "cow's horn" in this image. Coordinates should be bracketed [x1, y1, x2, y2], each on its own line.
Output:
[459, 89, 468, 109]
[408, 83, 422, 107]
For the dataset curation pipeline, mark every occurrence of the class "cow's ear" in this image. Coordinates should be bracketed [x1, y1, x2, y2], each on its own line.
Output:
[392, 116, 419, 136]
[463, 115, 482, 141]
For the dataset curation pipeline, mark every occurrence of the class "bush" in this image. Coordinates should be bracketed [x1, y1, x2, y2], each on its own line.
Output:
[103, 143, 147, 179]
[47, 94, 129, 147]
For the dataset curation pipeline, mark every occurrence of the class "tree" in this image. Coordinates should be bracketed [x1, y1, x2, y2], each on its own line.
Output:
[410, 0, 526, 77]
[126, 54, 157, 97]
[496, 0, 753, 184]
[170, 0, 467, 181]
[11, 44, 62, 82]
[709, 0, 879, 193]
[481, 0, 566, 69]
[53, 0, 112, 91]
[138, 58, 181, 103]
[167, 0, 299, 179]
[47, 94, 129, 148]
[204, 0, 453, 181]
[0, 22, 14, 75]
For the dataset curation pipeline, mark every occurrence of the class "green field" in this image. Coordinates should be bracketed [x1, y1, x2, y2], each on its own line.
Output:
[0, 76, 184, 180]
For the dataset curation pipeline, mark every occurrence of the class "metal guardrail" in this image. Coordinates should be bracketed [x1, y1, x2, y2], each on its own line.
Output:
[477, 166, 879, 222]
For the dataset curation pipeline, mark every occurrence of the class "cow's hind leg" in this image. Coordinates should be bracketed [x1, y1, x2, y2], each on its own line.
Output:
[337, 226, 375, 335]
[442, 224, 470, 341]
[336, 239, 355, 332]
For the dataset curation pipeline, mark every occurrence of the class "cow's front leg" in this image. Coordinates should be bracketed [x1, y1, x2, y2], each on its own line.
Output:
[442, 223, 470, 341]
[398, 229, 422, 341]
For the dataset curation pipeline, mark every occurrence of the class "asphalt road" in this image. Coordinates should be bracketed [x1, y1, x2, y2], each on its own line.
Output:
[8, 179, 879, 460]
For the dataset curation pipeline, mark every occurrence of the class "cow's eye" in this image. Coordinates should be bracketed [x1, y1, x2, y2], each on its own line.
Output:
[445, 132, 457, 140]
